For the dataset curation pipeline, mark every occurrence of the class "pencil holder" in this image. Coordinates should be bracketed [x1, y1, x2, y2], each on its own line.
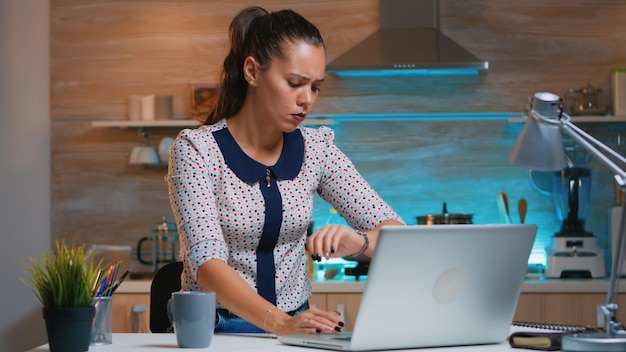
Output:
[90, 296, 114, 345]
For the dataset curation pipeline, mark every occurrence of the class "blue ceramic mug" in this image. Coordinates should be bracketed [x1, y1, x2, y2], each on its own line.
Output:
[167, 291, 216, 348]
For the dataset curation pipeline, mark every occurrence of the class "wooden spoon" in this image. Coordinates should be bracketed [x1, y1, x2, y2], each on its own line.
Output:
[518, 198, 528, 224]
[497, 191, 512, 224]
[500, 191, 510, 216]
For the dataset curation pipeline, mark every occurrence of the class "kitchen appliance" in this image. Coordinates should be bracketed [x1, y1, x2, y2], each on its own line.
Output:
[544, 167, 605, 278]
[325, 0, 488, 77]
[136, 217, 180, 274]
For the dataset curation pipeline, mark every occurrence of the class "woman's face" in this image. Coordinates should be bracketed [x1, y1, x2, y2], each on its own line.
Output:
[253, 41, 326, 131]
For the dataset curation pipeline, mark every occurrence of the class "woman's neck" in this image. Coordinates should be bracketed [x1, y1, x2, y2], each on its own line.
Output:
[226, 115, 284, 166]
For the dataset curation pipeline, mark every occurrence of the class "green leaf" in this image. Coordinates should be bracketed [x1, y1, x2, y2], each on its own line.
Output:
[21, 240, 103, 308]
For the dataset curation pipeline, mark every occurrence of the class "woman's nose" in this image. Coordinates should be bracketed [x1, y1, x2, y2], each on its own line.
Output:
[297, 89, 313, 106]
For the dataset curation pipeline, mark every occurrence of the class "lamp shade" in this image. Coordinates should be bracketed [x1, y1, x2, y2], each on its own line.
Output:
[509, 93, 569, 171]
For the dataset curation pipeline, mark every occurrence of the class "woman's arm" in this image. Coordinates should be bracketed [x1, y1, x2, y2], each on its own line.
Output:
[197, 259, 341, 335]
[307, 219, 403, 261]
[360, 219, 405, 257]
[197, 259, 280, 329]
[306, 127, 405, 260]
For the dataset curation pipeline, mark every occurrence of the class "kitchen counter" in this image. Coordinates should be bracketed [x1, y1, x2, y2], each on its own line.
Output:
[115, 275, 626, 294]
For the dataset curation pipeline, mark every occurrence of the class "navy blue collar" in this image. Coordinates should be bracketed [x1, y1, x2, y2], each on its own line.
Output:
[213, 127, 304, 184]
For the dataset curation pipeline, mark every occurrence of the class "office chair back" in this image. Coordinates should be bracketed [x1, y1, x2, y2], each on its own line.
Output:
[149, 261, 183, 333]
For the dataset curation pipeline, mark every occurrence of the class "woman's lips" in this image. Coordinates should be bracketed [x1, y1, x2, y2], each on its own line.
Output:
[291, 113, 306, 122]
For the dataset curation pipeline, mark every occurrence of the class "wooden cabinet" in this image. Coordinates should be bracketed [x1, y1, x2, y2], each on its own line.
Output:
[112, 281, 626, 332]
[514, 293, 626, 327]
[312, 292, 626, 330]
[114, 291, 361, 332]
[112, 293, 151, 333]
[309, 293, 327, 311]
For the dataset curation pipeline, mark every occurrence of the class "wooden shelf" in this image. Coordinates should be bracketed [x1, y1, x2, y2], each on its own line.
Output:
[91, 118, 334, 129]
[92, 119, 200, 128]
[93, 116, 626, 128]
[508, 115, 626, 123]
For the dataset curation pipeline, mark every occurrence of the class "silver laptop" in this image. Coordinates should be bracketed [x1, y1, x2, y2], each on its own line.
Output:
[279, 224, 537, 351]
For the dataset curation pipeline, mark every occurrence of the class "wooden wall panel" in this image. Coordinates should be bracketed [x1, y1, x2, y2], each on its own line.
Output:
[50, 0, 626, 274]
[51, 122, 175, 247]
[50, 0, 378, 119]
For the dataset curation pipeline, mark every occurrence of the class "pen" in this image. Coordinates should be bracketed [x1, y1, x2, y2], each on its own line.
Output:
[103, 264, 116, 288]
[96, 277, 108, 297]
[104, 270, 129, 296]
[91, 269, 104, 296]
[110, 262, 120, 283]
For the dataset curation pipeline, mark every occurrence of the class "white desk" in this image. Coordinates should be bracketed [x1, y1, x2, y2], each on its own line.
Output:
[26, 332, 525, 352]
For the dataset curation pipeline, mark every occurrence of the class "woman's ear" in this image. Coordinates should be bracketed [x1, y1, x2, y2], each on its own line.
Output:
[243, 56, 258, 86]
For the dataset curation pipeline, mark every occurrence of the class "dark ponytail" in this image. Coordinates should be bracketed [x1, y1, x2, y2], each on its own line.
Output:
[204, 6, 325, 124]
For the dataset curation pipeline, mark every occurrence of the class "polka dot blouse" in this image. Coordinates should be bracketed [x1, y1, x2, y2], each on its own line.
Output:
[165, 119, 402, 312]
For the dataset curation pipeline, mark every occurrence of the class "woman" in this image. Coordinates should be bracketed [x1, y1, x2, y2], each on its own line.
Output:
[165, 6, 404, 336]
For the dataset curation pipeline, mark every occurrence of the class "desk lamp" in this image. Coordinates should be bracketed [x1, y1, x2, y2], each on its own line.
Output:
[510, 92, 626, 351]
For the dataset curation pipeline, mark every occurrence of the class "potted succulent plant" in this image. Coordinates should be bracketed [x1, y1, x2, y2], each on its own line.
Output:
[22, 240, 102, 352]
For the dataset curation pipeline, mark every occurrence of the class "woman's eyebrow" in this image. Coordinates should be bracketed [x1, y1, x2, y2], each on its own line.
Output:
[290, 73, 325, 83]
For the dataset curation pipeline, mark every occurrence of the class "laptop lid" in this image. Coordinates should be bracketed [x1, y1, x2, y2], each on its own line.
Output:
[278, 224, 537, 351]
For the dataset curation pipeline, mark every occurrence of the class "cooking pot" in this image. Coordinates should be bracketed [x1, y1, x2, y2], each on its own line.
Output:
[136, 217, 179, 274]
[416, 202, 473, 225]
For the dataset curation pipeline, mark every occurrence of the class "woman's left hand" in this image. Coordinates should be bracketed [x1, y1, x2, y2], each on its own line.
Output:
[306, 224, 364, 261]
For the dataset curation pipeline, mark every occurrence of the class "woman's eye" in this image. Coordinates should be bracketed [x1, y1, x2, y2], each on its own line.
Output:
[288, 80, 320, 93]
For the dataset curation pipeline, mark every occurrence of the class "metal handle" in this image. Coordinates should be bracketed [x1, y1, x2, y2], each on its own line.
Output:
[136, 237, 153, 265]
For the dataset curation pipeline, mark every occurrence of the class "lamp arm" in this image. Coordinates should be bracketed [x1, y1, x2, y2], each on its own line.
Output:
[560, 120, 626, 184]
[560, 118, 626, 333]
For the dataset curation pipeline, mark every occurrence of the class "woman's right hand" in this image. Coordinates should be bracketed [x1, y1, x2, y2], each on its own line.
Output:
[269, 306, 344, 336]
[307, 224, 365, 261]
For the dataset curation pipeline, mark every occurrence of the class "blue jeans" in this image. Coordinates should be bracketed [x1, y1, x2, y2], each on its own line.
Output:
[214, 302, 309, 333]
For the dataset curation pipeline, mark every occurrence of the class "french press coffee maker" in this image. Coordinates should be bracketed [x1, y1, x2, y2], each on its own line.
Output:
[136, 217, 180, 274]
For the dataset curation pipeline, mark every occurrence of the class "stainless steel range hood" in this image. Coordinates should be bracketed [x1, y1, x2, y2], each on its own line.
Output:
[326, 0, 488, 77]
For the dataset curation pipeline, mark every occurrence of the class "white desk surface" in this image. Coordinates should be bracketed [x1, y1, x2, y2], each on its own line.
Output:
[26, 332, 526, 352]
[117, 276, 626, 294]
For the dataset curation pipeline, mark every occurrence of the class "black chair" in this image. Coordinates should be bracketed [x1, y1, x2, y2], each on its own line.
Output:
[149, 261, 183, 333]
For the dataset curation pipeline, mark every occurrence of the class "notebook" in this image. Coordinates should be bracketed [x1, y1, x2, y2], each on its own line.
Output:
[278, 224, 537, 351]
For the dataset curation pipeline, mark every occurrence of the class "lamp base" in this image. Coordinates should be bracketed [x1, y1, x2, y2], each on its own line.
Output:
[562, 333, 626, 352]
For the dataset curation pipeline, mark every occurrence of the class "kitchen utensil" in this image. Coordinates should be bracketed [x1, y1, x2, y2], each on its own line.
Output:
[136, 217, 179, 274]
[518, 198, 527, 224]
[416, 202, 473, 225]
[501, 191, 509, 215]
[496, 191, 513, 224]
